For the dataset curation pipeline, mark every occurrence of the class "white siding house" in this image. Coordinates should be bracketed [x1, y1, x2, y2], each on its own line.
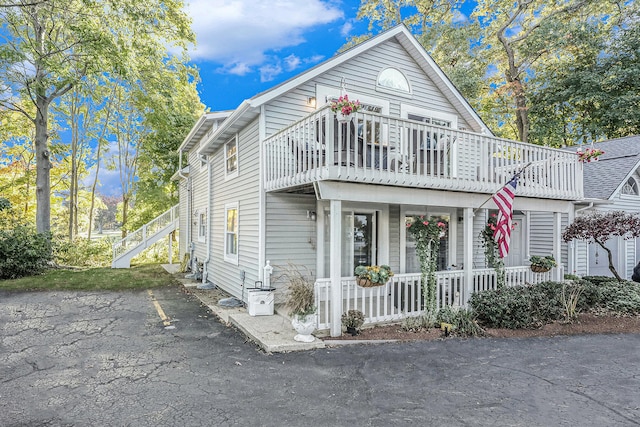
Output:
[175, 25, 583, 336]
[565, 136, 640, 279]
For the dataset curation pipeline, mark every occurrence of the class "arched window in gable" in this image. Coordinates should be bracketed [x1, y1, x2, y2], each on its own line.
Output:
[621, 177, 639, 196]
[377, 68, 410, 94]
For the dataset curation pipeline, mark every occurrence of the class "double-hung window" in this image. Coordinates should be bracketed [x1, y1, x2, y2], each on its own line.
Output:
[198, 210, 207, 242]
[225, 135, 238, 179]
[224, 203, 238, 264]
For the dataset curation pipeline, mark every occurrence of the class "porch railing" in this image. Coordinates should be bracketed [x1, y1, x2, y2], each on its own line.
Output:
[315, 266, 559, 331]
[264, 107, 582, 200]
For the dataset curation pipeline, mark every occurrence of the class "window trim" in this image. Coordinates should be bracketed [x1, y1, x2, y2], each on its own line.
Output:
[224, 202, 239, 264]
[620, 176, 639, 197]
[376, 67, 412, 97]
[225, 134, 239, 180]
[197, 209, 207, 243]
[400, 104, 458, 129]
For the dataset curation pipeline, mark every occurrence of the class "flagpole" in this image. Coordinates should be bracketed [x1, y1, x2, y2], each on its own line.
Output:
[473, 161, 533, 213]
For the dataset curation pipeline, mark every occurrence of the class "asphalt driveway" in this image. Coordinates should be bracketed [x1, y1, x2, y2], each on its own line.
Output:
[1, 285, 639, 426]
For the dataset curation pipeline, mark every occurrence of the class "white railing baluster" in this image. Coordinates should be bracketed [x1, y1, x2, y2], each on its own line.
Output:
[263, 106, 582, 199]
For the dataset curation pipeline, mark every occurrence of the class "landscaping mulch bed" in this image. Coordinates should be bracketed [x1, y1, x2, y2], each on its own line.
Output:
[323, 313, 640, 342]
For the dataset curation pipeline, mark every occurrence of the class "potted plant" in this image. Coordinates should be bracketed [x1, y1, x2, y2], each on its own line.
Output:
[354, 264, 394, 288]
[330, 94, 361, 123]
[282, 265, 317, 343]
[341, 309, 365, 336]
[529, 255, 557, 273]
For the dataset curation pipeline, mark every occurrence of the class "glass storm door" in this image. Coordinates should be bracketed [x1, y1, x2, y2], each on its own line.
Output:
[325, 211, 376, 277]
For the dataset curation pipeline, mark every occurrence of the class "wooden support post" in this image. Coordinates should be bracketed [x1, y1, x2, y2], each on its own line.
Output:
[329, 199, 342, 337]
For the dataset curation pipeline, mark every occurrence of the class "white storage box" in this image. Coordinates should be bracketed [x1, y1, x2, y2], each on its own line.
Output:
[247, 288, 275, 316]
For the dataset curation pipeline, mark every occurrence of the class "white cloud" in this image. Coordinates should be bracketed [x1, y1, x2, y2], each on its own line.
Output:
[340, 21, 353, 37]
[186, 0, 344, 77]
[259, 63, 283, 82]
[284, 54, 301, 72]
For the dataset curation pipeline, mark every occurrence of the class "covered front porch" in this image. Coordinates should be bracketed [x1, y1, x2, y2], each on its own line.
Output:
[311, 189, 571, 337]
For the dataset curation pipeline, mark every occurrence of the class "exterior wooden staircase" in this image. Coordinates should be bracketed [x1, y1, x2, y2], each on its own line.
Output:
[111, 205, 179, 268]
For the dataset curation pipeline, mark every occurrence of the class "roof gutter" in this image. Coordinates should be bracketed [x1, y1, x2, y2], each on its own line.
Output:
[198, 100, 254, 155]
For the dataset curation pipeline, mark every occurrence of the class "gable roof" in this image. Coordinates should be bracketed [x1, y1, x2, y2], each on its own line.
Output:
[566, 135, 640, 200]
[178, 111, 233, 152]
[197, 24, 493, 155]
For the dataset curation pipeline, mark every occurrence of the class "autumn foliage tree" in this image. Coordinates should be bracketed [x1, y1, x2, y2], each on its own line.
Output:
[562, 211, 640, 282]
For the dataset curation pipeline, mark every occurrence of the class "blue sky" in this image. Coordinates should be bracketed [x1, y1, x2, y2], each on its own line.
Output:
[185, 0, 479, 111]
[185, 0, 367, 111]
[182, 0, 476, 111]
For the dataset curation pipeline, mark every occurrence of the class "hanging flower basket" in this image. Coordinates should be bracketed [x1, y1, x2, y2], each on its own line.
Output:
[336, 111, 353, 123]
[530, 265, 551, 273]
[354, 265, 393, 288]
[576, 147, 604, 163]
[357, 277, 385, 288]
[529, 255, 556, 273]
[330, 94, 360, 124]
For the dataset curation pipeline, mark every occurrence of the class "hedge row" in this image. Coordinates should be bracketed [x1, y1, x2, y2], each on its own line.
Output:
[469, 279, 640, 329]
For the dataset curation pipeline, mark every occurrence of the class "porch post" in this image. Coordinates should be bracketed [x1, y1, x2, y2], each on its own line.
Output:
[463, 207, 474, 305]
[553, 212, 562, 281]
[329, 199, 342, 337]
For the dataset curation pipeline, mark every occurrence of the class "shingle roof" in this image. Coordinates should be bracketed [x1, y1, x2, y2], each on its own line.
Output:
[565, 135, 640, 200]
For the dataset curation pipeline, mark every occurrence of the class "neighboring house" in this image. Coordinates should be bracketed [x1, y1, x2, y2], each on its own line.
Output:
[175, 25, 583, 336]
[565, 136, 640, 279]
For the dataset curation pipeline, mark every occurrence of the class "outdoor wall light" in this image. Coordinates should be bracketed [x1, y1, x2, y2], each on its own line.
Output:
[307, 96, 316, 108]
[307, 210, 317, 221]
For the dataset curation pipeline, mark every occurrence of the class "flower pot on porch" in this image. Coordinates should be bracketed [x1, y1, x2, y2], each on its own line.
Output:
[291, 314, 316, 343]
[346, 326, 359, 336]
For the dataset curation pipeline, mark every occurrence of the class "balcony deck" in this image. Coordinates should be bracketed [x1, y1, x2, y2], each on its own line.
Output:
[264, 107, 583, 200]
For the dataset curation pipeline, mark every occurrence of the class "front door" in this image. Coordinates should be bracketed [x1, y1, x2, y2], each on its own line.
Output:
[504, 215, 524, 267]
[342, 212, 376, 276]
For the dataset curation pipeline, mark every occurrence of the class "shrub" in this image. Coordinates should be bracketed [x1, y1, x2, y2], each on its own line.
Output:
[55, 237, 114, 268]
[0, 226, 53, 279]
[582, 276, 618, 286]
[437, 305, 484, 337]
[469, 282, 565, 329]
[597, 281, 640, 315]
[402, 315, 433, 331]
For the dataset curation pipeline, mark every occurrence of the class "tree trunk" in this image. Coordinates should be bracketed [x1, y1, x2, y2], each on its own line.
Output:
[34, 97, 51, 234]
[121, 195, 129, 238]
[596, 240, 622, 282]
[87, 141, 102, 240]
[69, 153, 76, 241]
[87, 89, 114, 240]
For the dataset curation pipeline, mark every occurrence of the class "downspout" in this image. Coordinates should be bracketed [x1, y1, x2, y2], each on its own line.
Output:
[202, 156, 212, 283]
[177, 150, 193, 269]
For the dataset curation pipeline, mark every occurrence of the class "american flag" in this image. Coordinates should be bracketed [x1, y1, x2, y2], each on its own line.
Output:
[492, 175, 519, 258]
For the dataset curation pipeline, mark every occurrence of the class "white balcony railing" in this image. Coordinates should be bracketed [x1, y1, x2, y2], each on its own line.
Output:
[264, 107, 583, 200]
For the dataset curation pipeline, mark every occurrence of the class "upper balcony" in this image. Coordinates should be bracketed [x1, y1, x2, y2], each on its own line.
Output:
[264, 107, 583, 200]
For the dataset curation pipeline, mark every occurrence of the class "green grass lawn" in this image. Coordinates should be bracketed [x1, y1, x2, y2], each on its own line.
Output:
[0, 264, 179, 292]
